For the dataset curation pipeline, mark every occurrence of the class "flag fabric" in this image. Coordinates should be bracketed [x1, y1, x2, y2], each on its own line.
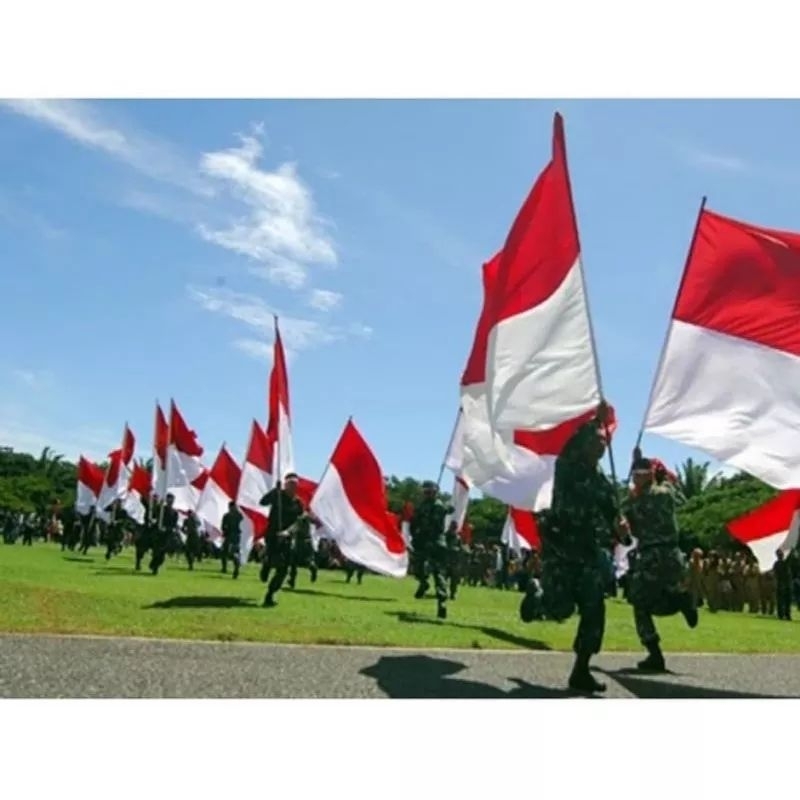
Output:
[613, 536, 638, 579]
[643, 208, 800, 490]
[267, 318, 294, 481]
[152, 403, 169, 497]
[196, 446, 242, 546]
[123, 462, 152, 525]
[400, 500, 414, 547]
[501, 508, 541, 555]
[76, 456, 105, 515]
[445, 475, 470, 532]
[236, 420, 272, 562]
[460, 520, 474, 547]
[727, 490, 800, 572]
[310, 420, 408, 577]
[166, 400, 206, 512]
[483, 113, 600, 440]
[96, 425, 136, 520]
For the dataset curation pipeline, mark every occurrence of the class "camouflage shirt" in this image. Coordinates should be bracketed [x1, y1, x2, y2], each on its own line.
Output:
[410, 498, 451, 550]
[623, 483, 679, 550]
[544, 419, 617, 561]
[259, 488, 306, 542]
[221, 508, 243, 548]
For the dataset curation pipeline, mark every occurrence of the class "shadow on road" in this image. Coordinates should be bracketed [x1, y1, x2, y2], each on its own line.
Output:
[360, 654, 575, 698]
[143, 596, 258, 610]
[603, 670, 783, 699]
[289, 588, 396, 603]
[386, 611, 552, 651]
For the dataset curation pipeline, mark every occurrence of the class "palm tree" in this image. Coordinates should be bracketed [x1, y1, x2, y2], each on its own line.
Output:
[37, 446, 64, 478]
[676, 458, 712, 500]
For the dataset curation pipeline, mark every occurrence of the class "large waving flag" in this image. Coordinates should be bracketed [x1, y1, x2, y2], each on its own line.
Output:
[445, 474, 471, 533]
[267, 317, 294, 481]
[96, 425, 136, 520]
[76, 456, 105, 515]
[166, 400, 206, 512]
[728, 490, 800, 572]
[152, 403, 169, 498]
[236, 420, 272, 562]
[196, 445, 242, 544]
[643, 206, 800, 489]
[501, 507, 541, 555]
[310, 420, 408, 577]
[123, 462, 152, 525]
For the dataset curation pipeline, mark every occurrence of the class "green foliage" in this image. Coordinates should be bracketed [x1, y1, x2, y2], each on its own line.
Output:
[0, 447, 77, 513]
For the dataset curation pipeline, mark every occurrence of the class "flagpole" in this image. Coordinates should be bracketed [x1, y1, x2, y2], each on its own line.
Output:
[110, 420, 128, 527]
[633, 196, 708, 460]
[147, 400, 159, 525]
[272, 316, 283, 533]
[556, 111, 619, 489]
[159, 399, 173, 529]
[436, 408, 462, 490]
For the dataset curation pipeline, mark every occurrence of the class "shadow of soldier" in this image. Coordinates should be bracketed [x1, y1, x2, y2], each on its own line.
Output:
[142, 596, 258, 610]
[289, 588, 396, 603]
[602, 670, 783, 699]
[385, 610, 552, 651]
[359, 654, 577, 699]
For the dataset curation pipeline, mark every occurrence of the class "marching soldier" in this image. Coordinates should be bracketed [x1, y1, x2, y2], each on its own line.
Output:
[445, 520, 465, 601]
[409, 480, 452, 620]
[150, 493, 178, 575]
[182, 509, 202, 571]
[344, 559, 366, 584]
[259, 473, 308, 608]
[774, 549, 793, 621]
[221, 501, 243, 579]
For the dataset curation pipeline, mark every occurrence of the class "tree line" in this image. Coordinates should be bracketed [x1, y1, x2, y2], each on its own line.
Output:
[0, 447, 775, 554]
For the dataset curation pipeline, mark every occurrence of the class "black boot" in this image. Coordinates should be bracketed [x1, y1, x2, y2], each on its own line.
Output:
[637, 641, 666, 672]
[310, 565, 318, 583]
[437, 600, 447, 620]
[414, 580, 429, 599]
[681, 598, 699, 629]
[568, 652, 606, 694]
[262, 592, 277, 608]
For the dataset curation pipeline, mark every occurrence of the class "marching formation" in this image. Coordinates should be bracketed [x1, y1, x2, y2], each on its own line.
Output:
[32, 111, 800, 694]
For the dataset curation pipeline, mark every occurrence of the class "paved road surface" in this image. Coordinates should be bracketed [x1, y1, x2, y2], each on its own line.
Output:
[0, 634, 796, 698]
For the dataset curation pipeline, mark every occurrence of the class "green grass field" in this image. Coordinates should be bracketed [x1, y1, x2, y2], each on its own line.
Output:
[2, 543, 800, 653]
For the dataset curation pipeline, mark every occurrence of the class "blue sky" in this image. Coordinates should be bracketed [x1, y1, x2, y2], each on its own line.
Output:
[0, 99, 796, 486]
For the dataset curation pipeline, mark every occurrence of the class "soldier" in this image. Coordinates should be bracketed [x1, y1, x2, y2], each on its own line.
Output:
[104, 501, 125, 560]
[623, 456, 698, 673]
[774, 550, 793, 621]
[409, 480, 452, 620]
[687, 548, 705, 609]
[760, 567, 776, 616]
[150, 493, 178, 575]
[220, 501, 243, 579]
[445, 521, 465, 601]
[521, 401, 620, 694]
[744, 559, 761, 614]
[703, 552, 721, 612]
[344, 559, 366, 584]
[182, 510, 202, 571]
[259, 473, 307, 608]
[287, 521, 318, 589]
[730, 553, 746, 612]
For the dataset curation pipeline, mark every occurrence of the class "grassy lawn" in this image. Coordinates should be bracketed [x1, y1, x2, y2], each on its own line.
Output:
[1, 543, 799, 653]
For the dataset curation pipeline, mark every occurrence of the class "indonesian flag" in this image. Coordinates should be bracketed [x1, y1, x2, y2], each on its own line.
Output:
[445, 475, 471, 533]
[643, 207, 800, 490]
[196, 445, 242, 542]
[458, 115, 606, 509]
[501, 508, 541, 555]
[236, 420, 272, 563]
[166, 400, 206, 512]
[400, 500, 414, 547]
[267, 317, 294, 481]
[123, 462, 152, 525]
[97, 425, 136, 520]
[727, 490, 800, 572]
[76, 456, 105, 515]
[152, 403, 169, 498]
[310, 420, 408, 578]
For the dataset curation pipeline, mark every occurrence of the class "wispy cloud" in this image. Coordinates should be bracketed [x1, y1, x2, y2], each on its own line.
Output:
[308, 288, 343, 312]
[675, 142, 751, 174]
[0, 192, 67, 241]
[197, 134, 338, 289]
[189, 285, 369, 360]
[12, 368, 54, 390]
[2, 99, 212, 196]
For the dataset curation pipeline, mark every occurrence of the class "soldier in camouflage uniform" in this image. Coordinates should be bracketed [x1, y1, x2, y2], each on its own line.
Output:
[344, 559, 366, 584]
[623, 456, 698, 672]
[150, 493, 178, 575]
[409, 481, 452, 619]
[521, 402, 619, 694]
[445, 521, 465, 600]
[287, 523, 318, 589]
[104, 500, 126, 561]
[221, 501, 243, 579]
[182, 509, 202, 570]
[259, 473, 308, 607]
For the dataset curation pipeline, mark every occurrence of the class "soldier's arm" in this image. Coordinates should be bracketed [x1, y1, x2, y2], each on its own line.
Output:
[259, 488, 277, 508]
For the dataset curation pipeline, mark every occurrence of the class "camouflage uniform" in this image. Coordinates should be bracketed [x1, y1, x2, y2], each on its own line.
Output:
[182, 511, 201, 570]
[774, 552, 793, 620]
[445, 523, 465, 600]
[623, 462, 697, 671]
[410, 482, 452, 619]
[221, 505, 243, 579]
[533, 412, 618, 693]
[150, 498, 178, 575]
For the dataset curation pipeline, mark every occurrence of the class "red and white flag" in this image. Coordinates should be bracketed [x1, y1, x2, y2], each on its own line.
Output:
[727, 490, 800, 572]
[76, 456, 105, 515]
[97, 425, 136, 520]
[152, 403, 169, 498]
[501, 507, 541, 555]
[267, 317, 294, 481]
[196, 445, 242, 545]
[166, 400, 206, 512]
[458, 114, 606, 510]
[236, 420, 272, 562]
[123, 462, 152, 525]
[310, 420, 408, 577]
[445, 475, 471, 533]
[400, 500, 414, 547]
[643, 207, 800, 489]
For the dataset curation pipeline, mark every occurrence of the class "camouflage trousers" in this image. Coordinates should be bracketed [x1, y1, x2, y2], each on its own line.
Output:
[541, 552, 606, 655]
[627, 546, 691, 646]
[414, 544, 448, 603]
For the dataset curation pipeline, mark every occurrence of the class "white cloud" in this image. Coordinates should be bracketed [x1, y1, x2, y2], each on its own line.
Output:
[2, 99, 212, 196]
[197, 135, 337, 288]
[308, 289, 343, 312]
[675, 143, 750, 174]
[233, 338, 273, 362]
[348, 322, 373, 338]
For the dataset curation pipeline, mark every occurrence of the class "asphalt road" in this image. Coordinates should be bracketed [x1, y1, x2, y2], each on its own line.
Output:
[1, 633, 797, 698]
